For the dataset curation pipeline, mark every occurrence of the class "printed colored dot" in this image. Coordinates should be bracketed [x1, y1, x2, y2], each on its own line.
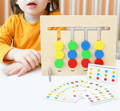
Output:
[112, 79, 115, 82]
[105, 70, 108, 73]
[82, 50, 91, 59]
[68, 59, 77, 68]
[112, 71, 116, 74]
[81, 80, 84, 82]
[105, 74, 108, 77]
[97, 98, 100, 101]
[75, 85, 79, 87]
[51, 91, 54, 93]
[71, 82, 74, 84]
[104, 78, 107, 81]
[54, 59, 64, 68]
[109, 93, 112, 95]
[97, 73, 100, 76]
[73, 90, 76, 93]
[112, 75, 115, 78]
[96, 77, 100, 80]
[46, 96, 50, 98]
[87, 86, 90, 88]
[111, 95, 114, 98]
[95, 50, 104, 59]
[68, 41, 78, 50]
[81, 40, 91, 50]
[48, 93, 52, 95]
[99, 85, 103, 88]
[54, 89, 57, 91]
[99, 92, 103, 94]
[88, 97, 91, 100]
[89, 72, 93, 74]
[101, 94, 105, 96]
[68, 50, 77, 59]
[89, 76, 92, 79]
[73, 95, 77, 97]
[97, 69, 100, 72]
[66, 83, 70, 85]
[75, 81, 78, 83]
[55, 97, 58, 99]
[90, 100, 94, 102]
[90, 68, 93, 71]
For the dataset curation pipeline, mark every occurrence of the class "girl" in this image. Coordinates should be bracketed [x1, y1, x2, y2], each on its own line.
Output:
[0, 0, 60, 76]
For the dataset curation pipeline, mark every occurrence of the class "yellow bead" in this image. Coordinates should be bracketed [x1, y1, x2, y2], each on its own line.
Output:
[94, 41, 105, 50]
[55, 51, 64, 59]
[54, 41, 64, 50]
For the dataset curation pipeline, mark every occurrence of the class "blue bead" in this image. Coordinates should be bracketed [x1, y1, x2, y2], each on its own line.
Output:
[68, 50, 77, 59]
[81, 41, 91, 50]
[95, 50, 104, 59]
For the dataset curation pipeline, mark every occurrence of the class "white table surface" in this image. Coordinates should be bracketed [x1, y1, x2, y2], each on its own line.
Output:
[0, 60, 120, 111]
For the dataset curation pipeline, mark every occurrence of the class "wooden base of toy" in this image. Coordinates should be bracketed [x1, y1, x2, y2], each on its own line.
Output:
[40, 16, 117, 76]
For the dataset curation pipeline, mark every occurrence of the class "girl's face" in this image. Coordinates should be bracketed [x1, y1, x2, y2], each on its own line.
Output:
[16, 0, 50, 16]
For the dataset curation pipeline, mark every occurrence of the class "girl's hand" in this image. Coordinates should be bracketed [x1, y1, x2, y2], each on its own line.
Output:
[5, 48, 41, 70]
[3, 62, 34, 76]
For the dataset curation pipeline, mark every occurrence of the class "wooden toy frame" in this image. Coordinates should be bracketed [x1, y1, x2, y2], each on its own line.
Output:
[40, 15, 117, 76]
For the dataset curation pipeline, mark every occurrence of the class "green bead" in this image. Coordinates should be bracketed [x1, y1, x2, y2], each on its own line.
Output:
[82, 50, 91, 59]
[68, 41, 77, 50]
[54, 59, 64, 68]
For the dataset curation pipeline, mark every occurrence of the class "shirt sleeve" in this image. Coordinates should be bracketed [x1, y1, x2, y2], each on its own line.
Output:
[0, 15, 15, 63]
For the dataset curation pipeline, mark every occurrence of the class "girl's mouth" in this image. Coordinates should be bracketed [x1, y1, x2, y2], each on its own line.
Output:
[27, 2, 37, 8]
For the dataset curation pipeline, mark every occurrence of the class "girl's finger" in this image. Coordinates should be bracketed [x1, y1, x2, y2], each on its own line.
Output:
[7, 67, 21, 75]
[24, 55, 36, 69]
[31, 50, 41, 63]
[20, 58, 32, 71]
[17, 68, 27, 77]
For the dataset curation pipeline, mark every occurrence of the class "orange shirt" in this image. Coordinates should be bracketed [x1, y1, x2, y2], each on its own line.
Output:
[0, 11, 61, 63]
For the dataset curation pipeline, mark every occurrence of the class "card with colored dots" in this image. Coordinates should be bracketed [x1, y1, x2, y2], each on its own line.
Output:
[46, 81, 85, 103]
[87, 64, 119, 84]
[84, 87, 116, 104]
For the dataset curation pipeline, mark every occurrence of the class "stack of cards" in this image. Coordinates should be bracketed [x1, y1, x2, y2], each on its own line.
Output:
[46, 80, 116, 103]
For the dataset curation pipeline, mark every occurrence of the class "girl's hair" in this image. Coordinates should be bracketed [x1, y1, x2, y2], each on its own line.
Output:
[10, 0, 59, 14]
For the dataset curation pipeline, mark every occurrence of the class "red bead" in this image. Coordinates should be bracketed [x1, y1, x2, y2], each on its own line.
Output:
[96, 77, 99, 80]
[104, 78, 107, 81]
[68, 59, 77, 68]
[81, 59, 91, 68]
[94, 59, 104, 65]
[71, 82, 74, 84]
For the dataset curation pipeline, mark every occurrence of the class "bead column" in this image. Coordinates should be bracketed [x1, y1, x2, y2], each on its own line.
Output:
[81, 29, 91, 69]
